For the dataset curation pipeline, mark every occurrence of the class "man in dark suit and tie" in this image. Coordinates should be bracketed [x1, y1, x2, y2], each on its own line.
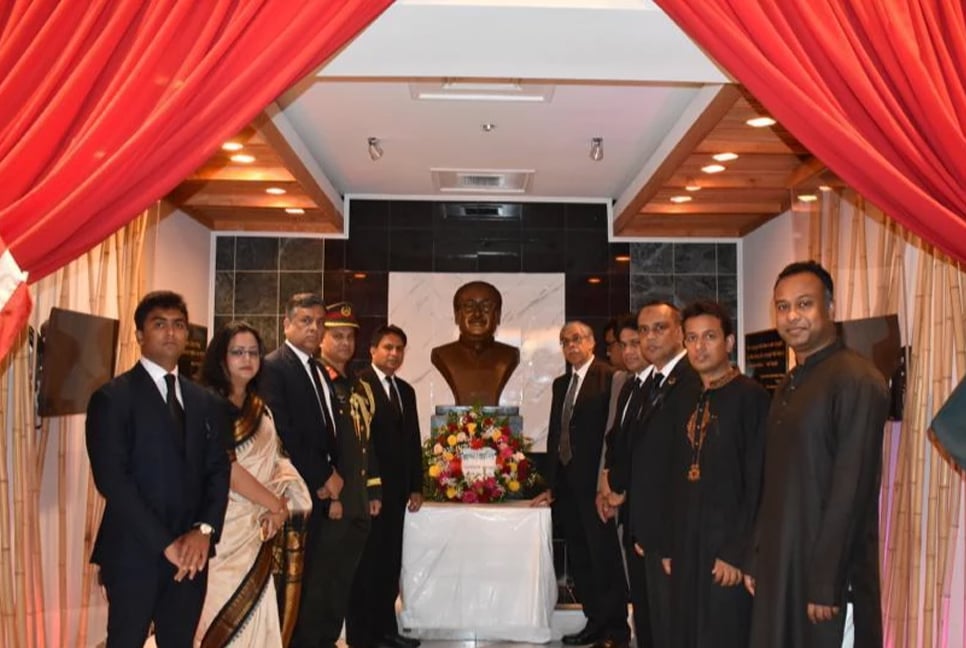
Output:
[608, 301, 702, 648]
[347, 324, 424, 648]
[260, 292, 343, 648]
[86, 290, 231, 647]
[533, 321, 629, 648]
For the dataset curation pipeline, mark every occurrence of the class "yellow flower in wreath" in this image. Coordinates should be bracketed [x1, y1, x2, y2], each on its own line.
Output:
[446, 486, 458, 499]
[447, 434, 458, 447]
[428, 464, 442, 478]
[508, 479, 521, 492]
[491, 429, 502, 441]
[466, 422, 477, 435]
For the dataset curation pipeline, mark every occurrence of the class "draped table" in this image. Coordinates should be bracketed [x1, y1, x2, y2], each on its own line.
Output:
[398, 502, 557, 643]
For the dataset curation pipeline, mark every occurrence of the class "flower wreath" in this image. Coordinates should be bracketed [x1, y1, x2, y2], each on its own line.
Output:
[422, 405, 540, 503]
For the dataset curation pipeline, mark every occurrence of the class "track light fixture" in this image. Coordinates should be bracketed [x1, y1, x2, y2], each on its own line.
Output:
[367, 137, 383, 161]
[589, 137, 603, 162]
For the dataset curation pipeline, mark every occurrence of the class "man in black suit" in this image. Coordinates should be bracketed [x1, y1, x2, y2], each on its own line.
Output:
[608, 301, 701, 648]
[260, 292, 343, 648]
[534, 321, 629, 648]
[86, 290, 231, 647]
[347, 324, 424, 648]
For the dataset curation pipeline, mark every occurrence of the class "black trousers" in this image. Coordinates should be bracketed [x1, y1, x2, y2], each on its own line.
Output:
[628, 551, 671, 648]
[102, 558, 207, 648]
[623, 523, 652, 648]
[346, 493, 408, 646]
[553, 467, 630, 642]
[291, 514, 370, 648]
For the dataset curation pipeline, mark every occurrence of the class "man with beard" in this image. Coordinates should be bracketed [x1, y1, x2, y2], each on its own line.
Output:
[534, 321, 628, 648]
[745, 261, 889, 648]
[608, 301, 701, 648]
[662, 300, 769, 648]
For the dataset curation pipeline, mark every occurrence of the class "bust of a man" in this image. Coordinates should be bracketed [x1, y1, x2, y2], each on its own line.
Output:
[431, 281, 520, 405]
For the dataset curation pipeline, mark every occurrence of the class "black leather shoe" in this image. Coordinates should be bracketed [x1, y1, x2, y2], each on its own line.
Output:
[396, 635, 421, 648]
[378, 634, 420, 648]
[589, 640, 628, 648]
[562, 627, 605, 646]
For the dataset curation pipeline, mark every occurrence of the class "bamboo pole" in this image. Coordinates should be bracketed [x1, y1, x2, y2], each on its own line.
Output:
[0, 339, 18, 647]
[12, 331, 29, 648]
[855, 196, 870, 318]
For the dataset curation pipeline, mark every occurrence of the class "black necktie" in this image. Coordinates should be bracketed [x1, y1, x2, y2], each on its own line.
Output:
[386, 375, 403, 417]
[308, 358, 334, 436]
[559, 373, 579, 465]
[620, 376, 644, 426]
[164, 373, 185, 443]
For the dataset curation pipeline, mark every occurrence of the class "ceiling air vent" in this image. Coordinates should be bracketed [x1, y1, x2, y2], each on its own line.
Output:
[432, 169, 534, 194]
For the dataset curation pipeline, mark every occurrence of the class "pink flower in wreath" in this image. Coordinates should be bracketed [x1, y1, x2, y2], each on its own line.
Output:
[462, 490, 478, 503]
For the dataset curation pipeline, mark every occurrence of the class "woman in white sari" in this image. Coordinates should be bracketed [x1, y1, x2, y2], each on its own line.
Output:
[196, 321, 312, 647]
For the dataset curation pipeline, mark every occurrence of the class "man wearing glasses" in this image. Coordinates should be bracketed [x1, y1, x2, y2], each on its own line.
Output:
[533, 322, 629, 648]
[430, 280, 520, 405]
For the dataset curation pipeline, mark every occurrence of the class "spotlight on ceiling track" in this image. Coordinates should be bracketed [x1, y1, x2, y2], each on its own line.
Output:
[589, 137, 603, 162]
[367, 137, 383, 161]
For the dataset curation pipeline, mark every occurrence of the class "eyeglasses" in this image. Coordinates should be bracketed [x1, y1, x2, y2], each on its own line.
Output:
[458, 300, 496, 315]
[559, 334, 590, 347]
[228, 348, 260, 359]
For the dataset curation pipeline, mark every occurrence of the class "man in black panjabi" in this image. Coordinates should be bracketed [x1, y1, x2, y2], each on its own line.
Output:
[745, 261, 889, 648]
[663, 300, 769, 648]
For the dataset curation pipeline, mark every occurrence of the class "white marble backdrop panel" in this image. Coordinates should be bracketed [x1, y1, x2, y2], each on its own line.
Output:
[388, 273, 565, 451]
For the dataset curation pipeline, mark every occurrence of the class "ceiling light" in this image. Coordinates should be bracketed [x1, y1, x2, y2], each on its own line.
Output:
[701, 164, 726, 174]
[265, 187, 286, 195]
[587, 277, 602, 285]
[481, 123, 496, 133]
[367, 137, 383, 161]
[285, 208, 305, 215]
[713, 152, 739, 162]
[589, 137, 603, 162]
[746, 116, 777, 128]
[818, 185, 832, 192]
[797, 194, 818, 202]
[230, 153, 255, 164]
[670, 195, 692, 204]
[353, 272, 367, 279]
[614, 255, 631, 263]
[221, 142, 243, 152]
[684, 178, 701, 191]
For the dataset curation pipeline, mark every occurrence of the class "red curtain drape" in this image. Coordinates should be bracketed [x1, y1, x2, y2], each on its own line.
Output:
[656, 0, 966, 265]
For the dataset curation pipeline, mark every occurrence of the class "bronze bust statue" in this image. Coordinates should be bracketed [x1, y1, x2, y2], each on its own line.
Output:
[431, 281, 520, 405]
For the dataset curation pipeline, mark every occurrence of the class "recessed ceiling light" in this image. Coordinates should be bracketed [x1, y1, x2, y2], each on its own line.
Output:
[701, 164, 726, 174]
[481, 123, 496, 132]
[221, 142, 243, 151]
[284, 208, 305, 215]
[818, 185, 832, 192]
[265, 187, 286, 195]
[798, 194, 818, 202]
[614, 255, 631, 263]
[670, 195, 692, 204]
[353, 272, 367, 279]
[230, 153, 255, 164]
[746, 116, 777, 128]
[587, 277, 602, 285]
[713, 152, 739, 162]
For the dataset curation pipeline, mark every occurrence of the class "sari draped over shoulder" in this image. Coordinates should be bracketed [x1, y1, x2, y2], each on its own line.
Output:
[197, 393, 312, 648]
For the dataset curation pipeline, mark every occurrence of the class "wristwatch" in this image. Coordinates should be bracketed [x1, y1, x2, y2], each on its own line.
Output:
[195, 522, 214, 536]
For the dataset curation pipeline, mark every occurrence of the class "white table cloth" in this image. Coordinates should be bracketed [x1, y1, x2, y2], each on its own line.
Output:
[399, 502, 557, 643]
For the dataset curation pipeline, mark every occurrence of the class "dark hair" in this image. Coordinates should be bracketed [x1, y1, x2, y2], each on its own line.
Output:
[637, 299, 682, 324]
[681, 300, 734, 338]
[602, 317, 619, 341]
[284, 292, 325, 319]
[453, 281, 502, 310]
[616, 315, 639, 337]
[201, 321, 264, 398]
[134, 291, 188, 331]
[775, 260, 834, 303]
[371, 324, 408, 347]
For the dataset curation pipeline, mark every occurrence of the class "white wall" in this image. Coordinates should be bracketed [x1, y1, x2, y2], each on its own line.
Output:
[144, 205, 213, 327]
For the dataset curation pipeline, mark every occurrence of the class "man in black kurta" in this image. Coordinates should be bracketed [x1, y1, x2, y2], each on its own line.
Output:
[664, 300, 769, 648]
[745, 262, 889, 648]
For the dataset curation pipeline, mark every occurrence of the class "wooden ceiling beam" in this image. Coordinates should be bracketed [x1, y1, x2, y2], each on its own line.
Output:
[641, 201, 785, 215]
[784, 155, 827, 188]
[613, 84, 741, 235]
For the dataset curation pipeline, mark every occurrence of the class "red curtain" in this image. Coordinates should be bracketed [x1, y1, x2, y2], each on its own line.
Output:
[0, 0, 391, 281]
[656, 0, 966, 265]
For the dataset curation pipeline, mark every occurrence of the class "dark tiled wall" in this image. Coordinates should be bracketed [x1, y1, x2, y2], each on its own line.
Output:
[212, 200, 738, 361]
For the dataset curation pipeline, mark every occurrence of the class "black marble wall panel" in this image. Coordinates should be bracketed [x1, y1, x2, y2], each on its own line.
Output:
[214, 201, 738, 362]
